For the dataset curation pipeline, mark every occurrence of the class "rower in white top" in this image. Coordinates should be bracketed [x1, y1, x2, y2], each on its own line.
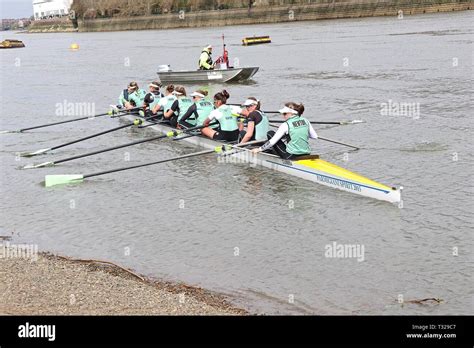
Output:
[252, 102, 318, 160]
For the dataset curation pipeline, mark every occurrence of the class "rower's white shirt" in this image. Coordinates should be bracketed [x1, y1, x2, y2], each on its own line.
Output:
[208, 105, 241, 120]
[206, 105, 231, 121]
[158, 94, 176, 107]
[268, 120, 318, 146]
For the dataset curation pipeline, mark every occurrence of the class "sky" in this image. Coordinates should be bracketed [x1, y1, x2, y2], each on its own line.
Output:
[0, 0, 33, 19]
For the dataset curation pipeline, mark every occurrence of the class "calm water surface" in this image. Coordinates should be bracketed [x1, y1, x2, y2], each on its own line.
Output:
[0, 11, 472, 314]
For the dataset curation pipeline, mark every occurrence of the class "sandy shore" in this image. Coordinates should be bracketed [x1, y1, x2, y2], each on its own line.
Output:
[0, 250, 246, 315]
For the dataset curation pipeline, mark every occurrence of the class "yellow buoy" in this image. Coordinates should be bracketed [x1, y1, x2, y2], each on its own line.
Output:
[242, 36, 271, 46]
[70, 43, 79, 50]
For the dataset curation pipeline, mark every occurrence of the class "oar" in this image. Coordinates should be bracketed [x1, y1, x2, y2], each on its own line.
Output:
[138, 119, 169, 129]
[0, 107, 141, 134]
[269, 123, 359, 150]
[44, 141, 259, 187]
[23, 123, 213, 169]
[268, 119, 364, 125]
[317, 136, 359, 150]
[44, 149, 217, 187]
[20, 118, 148, 157]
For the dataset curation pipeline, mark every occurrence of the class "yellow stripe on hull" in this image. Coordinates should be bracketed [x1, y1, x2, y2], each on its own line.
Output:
[294, 158, 392, 191]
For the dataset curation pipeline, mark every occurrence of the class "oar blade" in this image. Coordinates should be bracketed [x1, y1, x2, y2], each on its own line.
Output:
[23, 161, 54, 170]
[343, 120, 365, 125]
[20, 148, 51, 157]
[0, 130, 19, 134]
[45, 174, 84, 187]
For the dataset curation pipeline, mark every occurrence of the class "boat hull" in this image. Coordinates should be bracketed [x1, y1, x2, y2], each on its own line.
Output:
[0, 39, 25, 49]
[157, 67, 259, 84]
[122, 115, 402, 203]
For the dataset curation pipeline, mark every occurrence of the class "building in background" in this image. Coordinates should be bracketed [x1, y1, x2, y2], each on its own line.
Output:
[33, 0, 73, 20]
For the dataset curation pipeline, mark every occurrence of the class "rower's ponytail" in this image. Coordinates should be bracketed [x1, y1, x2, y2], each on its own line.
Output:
[295, 103, 305, 115]
[165, 84, 175, 93]
[247, 97, 261, 110]
[222, 90, 230, 100]
[286, 102, 305, 115]
[214, 90, 230, 104]
[175, 85, 187, 96]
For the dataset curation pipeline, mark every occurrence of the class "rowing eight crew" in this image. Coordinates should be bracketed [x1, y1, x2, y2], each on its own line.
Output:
[117, 81, 318, 160]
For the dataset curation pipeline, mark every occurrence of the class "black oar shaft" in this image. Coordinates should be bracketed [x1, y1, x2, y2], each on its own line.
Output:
[12, 107, 142, 133]
[54, 134, 169, 164]
[50, 123, 132, 151]
[53, 123, 211, 164]
[318, 136, 359, 149]
[19, 115, 107, 132]
[84, 149, 215, 179]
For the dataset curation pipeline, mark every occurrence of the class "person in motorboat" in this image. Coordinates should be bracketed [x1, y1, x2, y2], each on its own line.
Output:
[198, 45, 215, 70]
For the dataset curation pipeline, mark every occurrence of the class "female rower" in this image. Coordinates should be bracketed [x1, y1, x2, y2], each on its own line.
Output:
[120, 82, 146, 111]
[142, 81, 163, 118]
[238, 97, 269, 144]
[179, 90, 214, 129]
[163, 85, 193, 128]
[252, 102, 318, 159]
[152, 85, 176, 115]
[118, 82, 139, 109]
[201, 90, 239, 142]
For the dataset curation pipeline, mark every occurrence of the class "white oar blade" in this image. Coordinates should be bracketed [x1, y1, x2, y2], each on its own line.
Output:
[0, 130, 18, 134]
[339, 120, 365, 125]
[23, 161, 54, 170]
[20, 148, 51, 157]
[45, 174, 84, 187]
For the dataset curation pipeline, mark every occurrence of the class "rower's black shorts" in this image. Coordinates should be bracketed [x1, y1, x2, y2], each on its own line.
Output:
[213, 129, 239, 142]
[169, 115, 178, 128]
[267, 130, 309, 160]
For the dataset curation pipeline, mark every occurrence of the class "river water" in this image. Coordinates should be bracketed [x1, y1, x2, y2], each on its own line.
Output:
[1, 11, 472, 314]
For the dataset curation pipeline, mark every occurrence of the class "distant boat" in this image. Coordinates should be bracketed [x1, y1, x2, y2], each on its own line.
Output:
[0, 39, 25, 49]
[156, 65, 259, 84]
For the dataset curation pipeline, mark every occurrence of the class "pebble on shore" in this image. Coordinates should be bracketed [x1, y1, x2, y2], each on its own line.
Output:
[0, 251, 246, 315]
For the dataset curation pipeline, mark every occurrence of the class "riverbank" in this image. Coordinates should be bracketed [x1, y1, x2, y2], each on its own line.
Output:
[0, 250, 247, 315]
[27, 18, 77, 33]
[27, 0, 472, 33]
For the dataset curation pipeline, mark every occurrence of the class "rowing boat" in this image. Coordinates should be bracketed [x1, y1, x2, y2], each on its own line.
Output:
[121, 115, 402, 203]
[156, 67, 259, 83]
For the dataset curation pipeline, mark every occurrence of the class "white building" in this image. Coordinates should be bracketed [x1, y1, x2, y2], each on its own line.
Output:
[33, 0, 73, 20]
